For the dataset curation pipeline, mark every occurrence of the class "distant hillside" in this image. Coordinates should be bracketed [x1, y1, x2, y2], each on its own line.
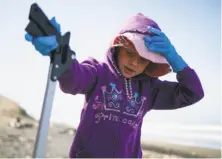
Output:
[0, 95, 34, 120]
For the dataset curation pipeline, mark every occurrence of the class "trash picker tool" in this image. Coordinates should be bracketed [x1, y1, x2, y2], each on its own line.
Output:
[25, 3, 75, 158]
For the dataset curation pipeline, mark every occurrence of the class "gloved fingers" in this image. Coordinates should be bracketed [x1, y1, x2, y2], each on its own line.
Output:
[31, 36, 57, 56]
[41, 44, 58, 56]
[143, 37, 152, 46]
[147, 26, 164, 36]
[50, 17, 61, 33]
[144, 36, 165, 43]
[34, 44, 47, 52]
[42, 47, 52, 56]
[148, 42, 167, 49]
[36, 43, 57, 56]
[51, 42, 58, 50]
[35, 36, 58, 46]
[151, 36, 164, 42]
[143, 36, 152, 43]
[32, 38, 45, 47]
[33, 45, 51, 56]
[145, 42, 167, 55]
[144, 37, 167, 51]
[25, 33, 33, 42]
[144, 36, 166, 50]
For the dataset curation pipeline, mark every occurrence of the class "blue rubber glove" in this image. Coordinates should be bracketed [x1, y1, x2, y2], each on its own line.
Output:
[25, 17, 61, 56]
[144, 26, 188, 72]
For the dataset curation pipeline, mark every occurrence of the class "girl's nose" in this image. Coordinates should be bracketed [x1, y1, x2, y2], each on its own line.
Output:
[131, 59, 139, 67]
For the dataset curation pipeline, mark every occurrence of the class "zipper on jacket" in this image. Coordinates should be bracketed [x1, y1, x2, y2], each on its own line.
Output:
[112, 121, 119, 157]
[112, 79, 129, 157]
[112, 108, 123, 157]
[112, 87, 126, 157]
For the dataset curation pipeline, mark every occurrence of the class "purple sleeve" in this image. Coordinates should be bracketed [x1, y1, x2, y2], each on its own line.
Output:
[58, 58, 100, 95]
[150, 66, 204, 110]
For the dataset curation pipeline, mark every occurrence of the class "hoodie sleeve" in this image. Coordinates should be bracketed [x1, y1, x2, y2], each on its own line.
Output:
[150, 66, 204, 110]
[58, 57, 101, 95]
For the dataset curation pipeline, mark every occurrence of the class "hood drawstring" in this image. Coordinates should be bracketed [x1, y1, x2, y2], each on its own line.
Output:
[111, 57, 133, 99]
[124, 78, 133, 99]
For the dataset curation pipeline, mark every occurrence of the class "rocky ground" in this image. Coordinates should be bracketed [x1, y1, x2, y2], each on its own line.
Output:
[0, 116, 183, 158]
[0, 117, 74, 158]
[0, 95, 221, 158]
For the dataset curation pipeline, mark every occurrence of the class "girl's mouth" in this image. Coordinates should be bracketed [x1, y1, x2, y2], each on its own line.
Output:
[124, 66, 135, 74]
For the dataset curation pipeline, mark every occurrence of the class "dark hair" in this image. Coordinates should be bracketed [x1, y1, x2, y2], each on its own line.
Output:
[114, 46, 121, 54]
[146, 62, 157, 71]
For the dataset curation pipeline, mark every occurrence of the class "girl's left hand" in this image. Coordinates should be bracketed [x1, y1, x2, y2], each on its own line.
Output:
[143, 26, 188, 72]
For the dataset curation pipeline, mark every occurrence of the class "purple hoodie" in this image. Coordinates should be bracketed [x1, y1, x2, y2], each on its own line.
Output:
[58, 13, 204, 158]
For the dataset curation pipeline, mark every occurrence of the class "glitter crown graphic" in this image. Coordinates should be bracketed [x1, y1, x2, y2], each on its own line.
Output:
[124, 92, 146, 118]
[101, 83, 123, 112]
[100, 83, 146, 117]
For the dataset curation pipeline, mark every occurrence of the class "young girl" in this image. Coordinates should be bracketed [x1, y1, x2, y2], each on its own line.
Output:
[25, 13, 204, 158]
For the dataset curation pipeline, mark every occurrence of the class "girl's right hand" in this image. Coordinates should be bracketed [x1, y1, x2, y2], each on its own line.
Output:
[24, 17, 61, 56]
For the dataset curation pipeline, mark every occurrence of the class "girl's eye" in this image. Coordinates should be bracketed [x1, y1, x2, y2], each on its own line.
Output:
[127, 51, 135, 57]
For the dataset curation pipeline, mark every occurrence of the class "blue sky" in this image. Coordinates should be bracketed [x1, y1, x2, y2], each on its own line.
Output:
[0, 0, 220, 127]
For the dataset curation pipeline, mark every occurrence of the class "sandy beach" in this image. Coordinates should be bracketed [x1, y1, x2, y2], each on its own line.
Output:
[0, 117, 221, 158]
[0, 95, 221, 158]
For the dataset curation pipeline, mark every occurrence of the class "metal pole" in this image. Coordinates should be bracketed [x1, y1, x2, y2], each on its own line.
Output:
[32, 63, 57, 158]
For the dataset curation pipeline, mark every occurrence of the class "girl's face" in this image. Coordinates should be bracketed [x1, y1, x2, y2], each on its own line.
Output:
[117, 47, 151, 78]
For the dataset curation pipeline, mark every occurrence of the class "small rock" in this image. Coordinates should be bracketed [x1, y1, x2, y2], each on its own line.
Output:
[59, 128, 76, 135]
[8, 117, 34, 129]
[8, 117, 22, 128]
